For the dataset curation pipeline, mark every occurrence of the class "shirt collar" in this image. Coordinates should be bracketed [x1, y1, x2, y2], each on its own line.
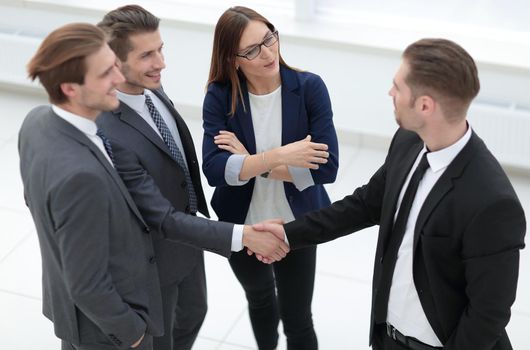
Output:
[51, 104, 97, 136]
[116, 89, 150, 115]
[425, 124, 473, 173]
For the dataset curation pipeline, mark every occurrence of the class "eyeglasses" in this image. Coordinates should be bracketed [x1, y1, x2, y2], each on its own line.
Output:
[236, 31, 279, 60]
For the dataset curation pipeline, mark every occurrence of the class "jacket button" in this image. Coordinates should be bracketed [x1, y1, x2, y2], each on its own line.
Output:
[379, 256, 383, 263]
[148, 256, 156, 264]
[144, 226, 150, 234]
[181, 181, 187, 188]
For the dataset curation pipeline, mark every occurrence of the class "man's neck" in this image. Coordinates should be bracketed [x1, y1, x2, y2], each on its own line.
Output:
[420, 119, 468, 152]
[55, 102, 99, 121]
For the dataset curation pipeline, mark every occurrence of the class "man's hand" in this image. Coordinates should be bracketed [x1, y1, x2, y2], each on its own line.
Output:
[242, 222, 289, 263]
[251, 221, 288, 264]
[131, 333, 145, 348]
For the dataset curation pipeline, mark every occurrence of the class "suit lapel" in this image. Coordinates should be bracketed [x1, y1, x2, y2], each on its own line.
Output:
[151, 89, 209, 217]
[113, 101, 174, 160]
[152, 89, 197, 165]
[234, 79, 257, 154]
[280, 67, 301, 145]
[50, 112, 147, 227]
[413, 133, 479, 250]
[380, 142, 423, 254]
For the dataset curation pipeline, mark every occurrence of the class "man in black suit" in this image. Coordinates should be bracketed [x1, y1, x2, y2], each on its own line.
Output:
[96, 5, 289, 350]
[256, 38, 526, 349]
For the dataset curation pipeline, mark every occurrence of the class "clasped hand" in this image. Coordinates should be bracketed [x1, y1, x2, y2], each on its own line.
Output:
[242, 219, 288, 264]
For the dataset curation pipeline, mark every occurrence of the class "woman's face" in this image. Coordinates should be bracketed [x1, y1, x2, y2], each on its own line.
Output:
[236, 20, 280, 83]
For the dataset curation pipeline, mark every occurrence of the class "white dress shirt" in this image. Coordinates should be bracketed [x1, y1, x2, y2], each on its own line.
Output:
[386, 126, 473, 346]
[51, 105, 113, 166]
[116, 91, 244, 251]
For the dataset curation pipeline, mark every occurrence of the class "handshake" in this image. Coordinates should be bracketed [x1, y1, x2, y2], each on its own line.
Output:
[242, 219, 288, 264]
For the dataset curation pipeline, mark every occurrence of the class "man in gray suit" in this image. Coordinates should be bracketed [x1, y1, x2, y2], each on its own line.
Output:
[95, 5, 289, 350]
[20, 22, 287, 350]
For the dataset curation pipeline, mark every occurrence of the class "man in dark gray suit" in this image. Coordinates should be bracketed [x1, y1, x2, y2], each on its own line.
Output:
[20, 22, 287, 350]
[20, 23, 158, 350]
[96, 5, 287, 350]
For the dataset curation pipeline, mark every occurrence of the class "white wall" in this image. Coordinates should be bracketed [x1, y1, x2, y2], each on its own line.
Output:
[1, 0, 530, 169]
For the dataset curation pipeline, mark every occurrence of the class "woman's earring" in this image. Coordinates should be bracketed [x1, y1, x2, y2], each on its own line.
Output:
[236, 65, 239, 70]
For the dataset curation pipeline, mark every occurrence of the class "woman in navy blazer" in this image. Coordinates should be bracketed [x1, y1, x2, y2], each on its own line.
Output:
[202, 7, 338, 350]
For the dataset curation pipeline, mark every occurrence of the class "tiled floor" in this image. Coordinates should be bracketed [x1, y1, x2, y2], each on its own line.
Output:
[0, 89, 529, 349]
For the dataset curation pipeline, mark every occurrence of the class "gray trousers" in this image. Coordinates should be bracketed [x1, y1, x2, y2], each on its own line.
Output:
[153, 257, 208, 350]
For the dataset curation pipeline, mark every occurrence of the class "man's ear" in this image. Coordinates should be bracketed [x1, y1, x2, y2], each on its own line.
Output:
[418, 95, 435, 116]
[59, 82, 78, 99]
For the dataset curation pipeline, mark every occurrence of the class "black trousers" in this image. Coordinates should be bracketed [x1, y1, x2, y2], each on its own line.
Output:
[229, 246, 318, 350]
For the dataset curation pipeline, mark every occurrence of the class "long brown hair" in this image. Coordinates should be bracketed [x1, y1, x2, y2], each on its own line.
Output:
[27, 23, 107, 104]
[207, 6, 289, 116]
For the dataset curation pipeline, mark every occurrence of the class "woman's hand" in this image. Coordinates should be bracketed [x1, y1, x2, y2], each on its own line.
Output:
[214, 130, 249, 155]
[275, 135, 329, 169]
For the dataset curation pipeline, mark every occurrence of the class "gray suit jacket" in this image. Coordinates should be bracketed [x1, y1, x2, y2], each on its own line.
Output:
[97, 89, 233, 286]
[19, 106, 164, 349]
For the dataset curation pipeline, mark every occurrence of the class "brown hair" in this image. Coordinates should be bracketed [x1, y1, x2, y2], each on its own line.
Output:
[207, 6, 289, 116]
[403, 38, 480, 120]
[27, 23, 107, 104]
[98, 4, 160, 62]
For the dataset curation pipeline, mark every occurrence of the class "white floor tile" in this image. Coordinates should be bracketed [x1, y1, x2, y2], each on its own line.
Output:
[200, 253, 248, 342]
[316, 225, 378, 282]
[0, 209, 34, 261]
[193, 336, 223, 350]
[313, 275, 372, 350]
[506, 311, 530, 348]
[0, 140, 28, 212]
[0, 291, 60, 349]
[217, 343, 255, 350]
[0, 232, 42, 298]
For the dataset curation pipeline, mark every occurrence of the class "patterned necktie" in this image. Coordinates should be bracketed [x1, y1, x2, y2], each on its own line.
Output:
[144, 94, 197, 213]
[374, 151, 430, 324]
[96, 129, 115, 164]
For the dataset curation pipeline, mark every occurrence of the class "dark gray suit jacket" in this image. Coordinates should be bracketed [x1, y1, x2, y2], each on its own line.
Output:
[97, 89, 233, 286]
[285, 129, 526, 350]
[19, 106, 164, 349]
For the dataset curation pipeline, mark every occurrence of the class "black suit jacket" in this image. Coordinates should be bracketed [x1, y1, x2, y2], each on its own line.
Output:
[285, 128, 526, 349]
[19, 107, 164, 348]
[97, 89, 233, 286]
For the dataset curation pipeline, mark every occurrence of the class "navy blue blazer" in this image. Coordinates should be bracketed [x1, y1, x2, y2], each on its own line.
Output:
[202, 65, 339, 224]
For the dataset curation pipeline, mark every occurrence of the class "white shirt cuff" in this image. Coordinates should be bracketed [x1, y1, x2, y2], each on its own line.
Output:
[231, 224, 244, 252]
[288, 166, 314, 191]
[225, 154, 250, 186]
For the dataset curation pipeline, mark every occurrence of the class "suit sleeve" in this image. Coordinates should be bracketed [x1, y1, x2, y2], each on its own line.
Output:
[202, 85, 233, 187]
[304, 74, 339, 185]
[445, 197, 526, 350]
[51, 171, 145, 349]
[285, 161, 386, 248]
[110, 141, 233, 257]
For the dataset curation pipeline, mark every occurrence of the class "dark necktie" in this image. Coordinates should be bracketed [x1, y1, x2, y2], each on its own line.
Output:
[144, 94, 197, 213]
[96, 129, 115, 164]
[374, 151, 430, 324]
